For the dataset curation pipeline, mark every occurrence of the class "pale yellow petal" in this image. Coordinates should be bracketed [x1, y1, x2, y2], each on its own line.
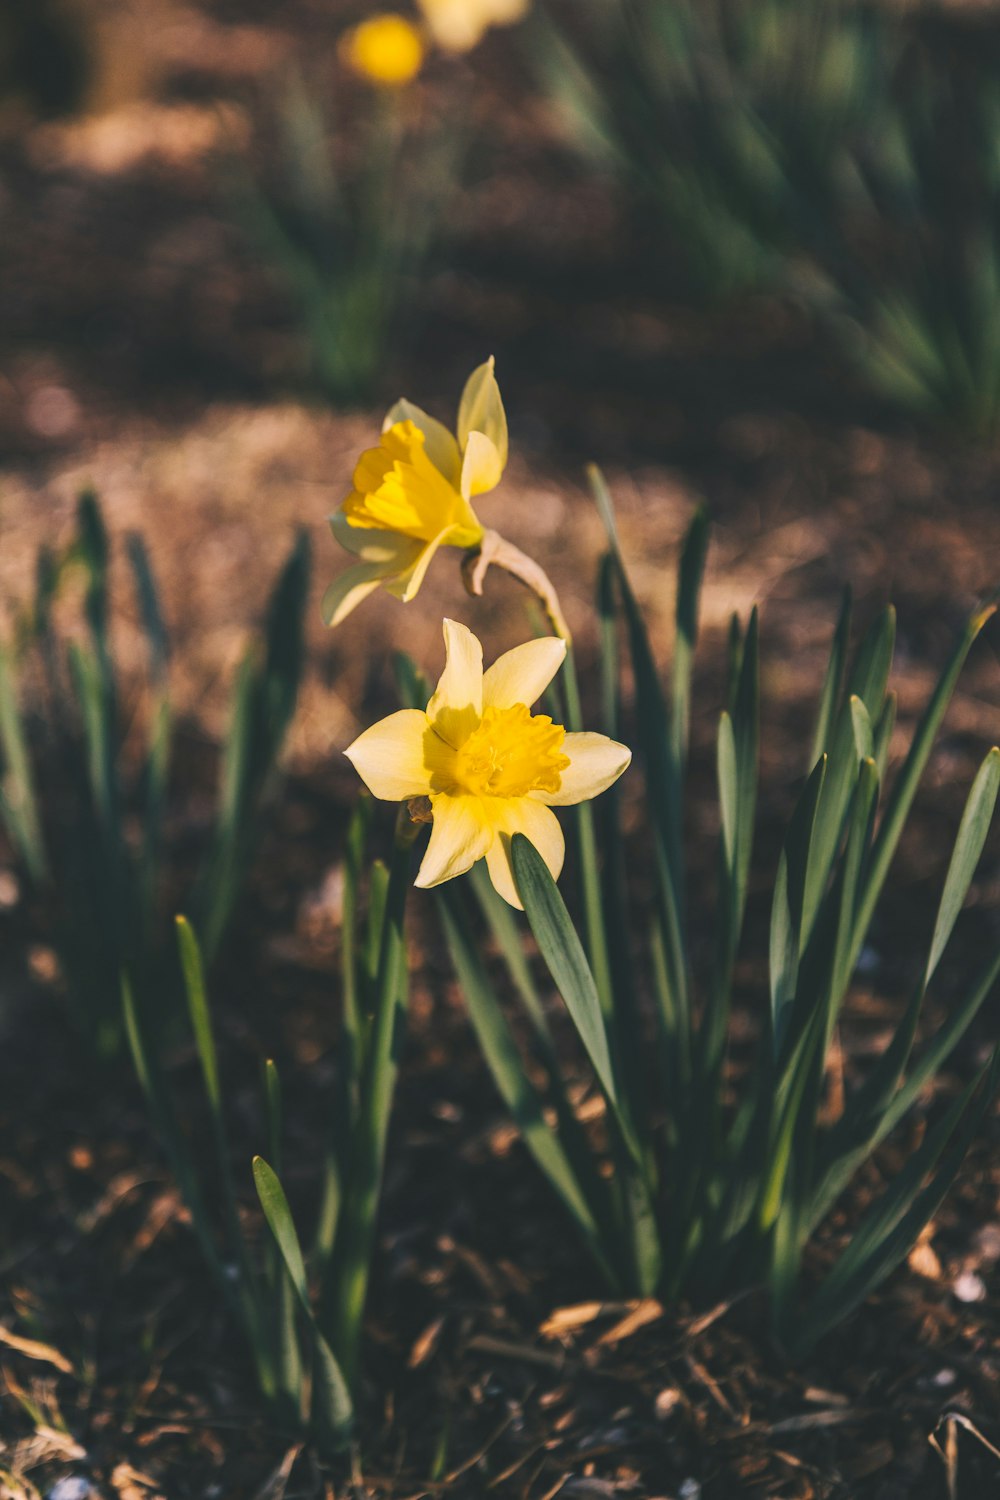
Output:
[329, 510, 424, 563]
[427, 618, 483, 747]
[417, 0, 528, 53]
[381, 531, 448, 602]
[382, 399, 462, 486]
[482, 636, 567, 711]
[344, 710, 431, 801]
[415, 793, 494, 888]
[486, 798, 565, 909]
[460, 430, 504, 501]
[419, 8, 483, 49]
[322, 562, 391, 626]
[532, 732, 632, 806]
[416, 0, 486, 52]
[484, 836, 520, 908]
[457, 357, 508, 471]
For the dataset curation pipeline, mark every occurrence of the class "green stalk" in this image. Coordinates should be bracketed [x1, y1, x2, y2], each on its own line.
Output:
[261, 1058, 304, 1419]
[171, 919, 282, 1397]
[561, 647, 615, 1019]
[0, 641, 47, 883]
[314, 801, 372, 1273]
[324, 811, 415, 1390]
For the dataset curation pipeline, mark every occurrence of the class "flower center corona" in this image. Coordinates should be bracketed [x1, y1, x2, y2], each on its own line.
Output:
[427, 704, 570, 799]
[342, 420, 483, 548]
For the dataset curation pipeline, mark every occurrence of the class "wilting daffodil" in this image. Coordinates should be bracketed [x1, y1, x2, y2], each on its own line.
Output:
[344, 619, 631, 907]
[416, 0, 530, 53]
[341, 14, 426, 87]
[322, 359, 508, 628]
[324, 359, 571, 638]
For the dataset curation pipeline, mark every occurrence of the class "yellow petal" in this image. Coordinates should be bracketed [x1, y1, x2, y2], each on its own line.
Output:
[415, 793, 495, 888]
[344, 709, 431, 800]
[482, 636, 567, 711]
[457, 357, 508, 473]
[427, 618, 483, 747]
[383, 398, 462, 487]
[460, 430, 504, 501]
[486, 798, 565, 909]
[345, 421, 481, 546]
[532, 732, 632, 806]
[341, 13, 424, 86]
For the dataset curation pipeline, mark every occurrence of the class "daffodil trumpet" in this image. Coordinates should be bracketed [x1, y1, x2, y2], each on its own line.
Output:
[322, 358, 569, 639]
[344, 619, 631, 907]
[340, 13, 426, 87]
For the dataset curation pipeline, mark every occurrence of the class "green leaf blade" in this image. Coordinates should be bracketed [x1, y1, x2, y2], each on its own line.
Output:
[511, 833, 617, 1108]
[925, 746, 1000, 986]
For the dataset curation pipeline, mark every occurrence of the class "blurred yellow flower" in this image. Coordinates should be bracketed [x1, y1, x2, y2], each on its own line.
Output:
[341, 13, 425, 86]
[417, 0, 530, 52]
[345, 619, 631, 906]
[323, 359, 509, 626]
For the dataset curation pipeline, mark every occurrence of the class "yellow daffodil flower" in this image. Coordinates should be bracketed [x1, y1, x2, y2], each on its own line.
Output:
[323, 359, 509, 627]
[344, 619, 631, 907]
[417, 0, 530, 53]
[341, 14, 425, 87]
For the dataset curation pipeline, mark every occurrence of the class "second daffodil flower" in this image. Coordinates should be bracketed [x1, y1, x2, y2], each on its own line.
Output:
[416, 0, 530, 53]
[340, 14, 426, 87]
[322, 359, 508, 628]
[344, 620, 631, 907]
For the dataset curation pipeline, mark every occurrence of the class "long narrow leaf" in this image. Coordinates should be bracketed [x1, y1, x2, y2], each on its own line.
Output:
[259, 1058, 304, 1415]
[325, 825, 412, 1389]
[811, 944, 1000, 1229]
[437, 890, 617, 1283]
[810, 587, 851, 767]
[177, 916, 221, 1113]
[175, 916, 259, 1335]
[769, 756, 827, 1053]
[0, 641, 46, 882]
[127, 533, 170, 682]
[925, 746, 1000, 986]
[561, 648, 615, 1016]
[469, 861, 551, 1045]
[511, 833, 617, 1108]
[587, 465, 689, 1026]
[853, 604, 996, 950]
[672, 505, 709, 774]
[253, 1156, 353, 1445]
[794, 1056, 997, 1353]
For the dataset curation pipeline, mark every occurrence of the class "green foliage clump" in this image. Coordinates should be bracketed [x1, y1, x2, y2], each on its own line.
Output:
[537, 0, 1000, 434]
[434, 468, 999, 1353]
[0, 492, 309, 1056]
[234, 70, 463, 407]
[124, 804, 414, 1453]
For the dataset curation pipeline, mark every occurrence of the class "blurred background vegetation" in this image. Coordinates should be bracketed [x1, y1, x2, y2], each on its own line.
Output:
[6, 0, 1000, 429]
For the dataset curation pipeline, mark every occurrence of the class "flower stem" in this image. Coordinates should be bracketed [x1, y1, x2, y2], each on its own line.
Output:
[323, 808, 415, 1391]
[462, 529, 571, 642]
